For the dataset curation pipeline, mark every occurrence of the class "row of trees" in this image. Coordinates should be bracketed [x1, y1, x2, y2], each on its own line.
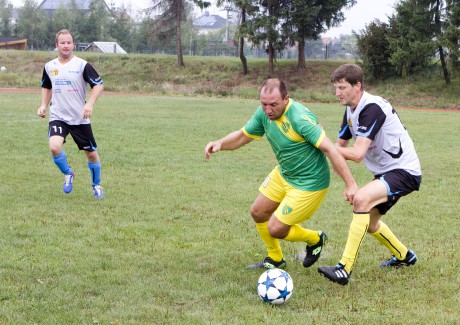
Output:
[355, 0, 459, 84]
[1, 0, 459, 82]
[0, 0, 357, 74]
[0, 0, 137, 51]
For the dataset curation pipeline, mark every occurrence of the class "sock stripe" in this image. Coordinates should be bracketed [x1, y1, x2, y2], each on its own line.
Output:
[350, 224, 368, 263]
[379, 233, 402, 258]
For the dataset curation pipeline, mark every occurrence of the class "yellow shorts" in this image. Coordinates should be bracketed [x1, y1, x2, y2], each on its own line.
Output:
[259, 166, 328, 226]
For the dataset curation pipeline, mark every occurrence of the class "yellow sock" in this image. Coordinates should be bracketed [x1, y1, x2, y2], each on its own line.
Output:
[370, 221, 408, 260]
[283, 224, 320, 246]
[339, 212, 370, 274]
[255, 222, 283, 262]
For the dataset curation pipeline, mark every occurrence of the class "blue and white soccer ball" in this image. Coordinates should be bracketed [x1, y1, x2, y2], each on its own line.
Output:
[257, 268, 293, 305]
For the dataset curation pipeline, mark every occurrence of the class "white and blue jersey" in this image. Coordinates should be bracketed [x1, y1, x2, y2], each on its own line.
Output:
[338, 92, 421, 176]
[41, 56, 103, 125]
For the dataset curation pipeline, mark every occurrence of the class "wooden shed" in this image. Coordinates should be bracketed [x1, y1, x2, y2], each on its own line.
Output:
[0, 37, 28, 50]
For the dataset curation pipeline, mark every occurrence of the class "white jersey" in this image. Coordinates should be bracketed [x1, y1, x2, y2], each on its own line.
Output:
[41, 56, 103, 125]
[338, 92, 421, 176]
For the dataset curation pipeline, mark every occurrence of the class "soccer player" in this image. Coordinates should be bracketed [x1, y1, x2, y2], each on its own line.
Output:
[204, 78, 357, 270]
[37, 29, 105, 198]
[318, 64, 422, 285]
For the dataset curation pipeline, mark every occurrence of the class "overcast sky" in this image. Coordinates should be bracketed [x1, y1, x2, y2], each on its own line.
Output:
[10, 0, 397, 38]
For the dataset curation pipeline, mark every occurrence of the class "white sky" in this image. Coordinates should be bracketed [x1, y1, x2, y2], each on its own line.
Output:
[10, 0, 397, 38]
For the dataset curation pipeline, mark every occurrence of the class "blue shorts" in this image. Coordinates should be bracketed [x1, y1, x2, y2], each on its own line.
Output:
[374, 169, 421, 215]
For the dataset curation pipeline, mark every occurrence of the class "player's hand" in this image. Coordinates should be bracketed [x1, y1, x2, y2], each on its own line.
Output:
[82, 103, 93, 119]
[344, 183, 358, 205]
[37, 105, 47, 118]
[204, 141, 221, 160]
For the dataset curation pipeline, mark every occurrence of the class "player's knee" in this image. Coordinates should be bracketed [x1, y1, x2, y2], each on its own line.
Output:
[49, 145, 61, 156]
[352, 191, 371, 212]
[268, 223, 287, 239]
[250, 206, 271, 223]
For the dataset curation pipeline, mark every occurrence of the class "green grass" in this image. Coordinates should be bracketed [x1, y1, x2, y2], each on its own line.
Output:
[0, 92, 459, 323]
[1, 50, 459, 109]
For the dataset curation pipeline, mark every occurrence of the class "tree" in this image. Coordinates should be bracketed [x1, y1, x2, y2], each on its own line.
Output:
[217, 0, 256, 74]
[288, 0, 356, 70]
[85, 0, 112, 42]
[109, 8, 134, 52]
[437, 0, 460, 75]
[15, 0, 48, 50]
[433, 0, 450, 83]
[243, 0, 290, 76]
[49, 3, 82, 42]
[0, 0, 14, 37]
[387, 0, 436, 78]
[146, 0, 210, 67]
[355, 19, 397, 80]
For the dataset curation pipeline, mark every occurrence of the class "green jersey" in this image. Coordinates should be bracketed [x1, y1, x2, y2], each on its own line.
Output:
[242, 99, 330, 191]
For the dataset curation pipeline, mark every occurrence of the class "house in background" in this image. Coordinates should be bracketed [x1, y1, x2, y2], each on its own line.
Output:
[0, 37, 28, 50]
[83, 41, 127, 54]
[193, 11, 232, 35]
[38, 0, 112, 18]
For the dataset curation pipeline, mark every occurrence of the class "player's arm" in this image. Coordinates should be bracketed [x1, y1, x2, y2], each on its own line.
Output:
[38, 88, 52, 118]
[335, 103, 384, 163]
[204, 130, 253, 160]
[38, 69, 52, 118]
[318, 136, 358, 203]
[82, 63, 104, 119]
[335, 136, 371, 163]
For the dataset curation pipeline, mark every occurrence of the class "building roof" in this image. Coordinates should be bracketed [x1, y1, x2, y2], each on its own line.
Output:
[0, 37, 24, 43]
[38, 0, 112, 12]
[38, 0, 91, 10]
[84, 42, 127, 54]
[193, 11, 229, 30]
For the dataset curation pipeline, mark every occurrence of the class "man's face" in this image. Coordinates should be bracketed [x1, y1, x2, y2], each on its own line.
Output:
[334, 78, 362, 108]
[56, 33, 74, 59]
[260, 89, 289, 120]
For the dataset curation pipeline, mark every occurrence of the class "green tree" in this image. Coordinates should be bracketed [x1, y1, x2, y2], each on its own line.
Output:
[217, 0, 258, 74]
[355, 19, 397, 80]
[438, 0, 460, 74]
[49, 3, 81, 39]
[84, 0, 112, 42]
[388, 0, 437, 78]
[109, 8, 134, 52]
[146, 0, 210, 67]
[288, 0, 356, 70]
[0, 0, 14, 37]
[15, 0, 48, 49]
[243, 0, 290, 76]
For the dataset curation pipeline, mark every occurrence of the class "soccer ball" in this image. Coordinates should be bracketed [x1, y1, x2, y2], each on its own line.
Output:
[0, 66, 6, 72]
[257, 268, 293, 305]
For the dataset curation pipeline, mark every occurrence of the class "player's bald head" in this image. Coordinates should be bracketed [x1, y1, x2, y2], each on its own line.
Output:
[260, 78, 288, 99]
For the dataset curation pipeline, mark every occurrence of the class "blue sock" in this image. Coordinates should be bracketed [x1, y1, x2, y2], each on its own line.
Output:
[52, 151, 72, 175]
[88, 161, 101, 186]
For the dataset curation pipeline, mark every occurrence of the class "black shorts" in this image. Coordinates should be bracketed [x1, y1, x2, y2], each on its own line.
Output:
[374, 169, 422, 215]
[48, 120, 97, 151]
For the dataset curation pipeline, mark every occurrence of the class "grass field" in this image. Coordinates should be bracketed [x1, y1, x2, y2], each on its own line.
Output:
[0, 91, 459, 323]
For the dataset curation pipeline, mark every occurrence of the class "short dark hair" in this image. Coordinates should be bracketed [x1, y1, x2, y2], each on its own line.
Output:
[331, 64, 363, 88]
[55, 29, 74, 44]
[260, 78, 288, 99]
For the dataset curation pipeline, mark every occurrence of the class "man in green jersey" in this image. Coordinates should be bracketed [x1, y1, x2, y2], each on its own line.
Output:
[204, 78, 357, 269]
